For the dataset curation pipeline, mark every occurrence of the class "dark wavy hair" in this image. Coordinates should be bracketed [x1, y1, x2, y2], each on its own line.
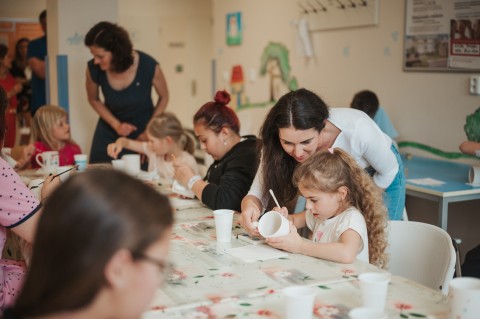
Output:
[259, 88, 329, 209]
[10, 169, 174, 317]
[193, 90, 240, 134]
[351, 90, 379, 119]
[14, 37, 29, 62]
[84, 21, 133, 73]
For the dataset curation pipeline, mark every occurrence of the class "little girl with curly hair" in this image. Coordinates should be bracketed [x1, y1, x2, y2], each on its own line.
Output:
[266, 148, 388, 268]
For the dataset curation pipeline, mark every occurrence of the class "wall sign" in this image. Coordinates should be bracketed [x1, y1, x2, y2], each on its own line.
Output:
[404, 0, 480, 72]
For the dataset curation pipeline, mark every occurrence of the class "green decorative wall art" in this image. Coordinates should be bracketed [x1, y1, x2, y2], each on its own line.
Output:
[465, 107, 480, 142]
[226, 12, 242, 46]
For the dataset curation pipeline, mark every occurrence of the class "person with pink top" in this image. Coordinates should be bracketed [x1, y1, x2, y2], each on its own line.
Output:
[0, 87, 58, 312]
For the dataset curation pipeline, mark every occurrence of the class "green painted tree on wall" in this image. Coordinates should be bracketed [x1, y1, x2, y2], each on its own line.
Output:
[259, 42, 298, 102]
[464, 107, 480, 142]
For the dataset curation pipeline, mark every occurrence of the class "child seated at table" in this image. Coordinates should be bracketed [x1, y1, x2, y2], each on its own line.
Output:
[30, 105, 82, 168]
[265, 148, 387, 268]
[107, 112, 199, 181]
[4, 169, 174, 318]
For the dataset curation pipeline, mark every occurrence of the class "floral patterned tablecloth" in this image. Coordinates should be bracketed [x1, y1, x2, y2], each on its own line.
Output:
[142, 205, 449, 319]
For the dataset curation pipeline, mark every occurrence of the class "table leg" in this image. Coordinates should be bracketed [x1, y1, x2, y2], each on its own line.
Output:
[438, 199, 448, 231]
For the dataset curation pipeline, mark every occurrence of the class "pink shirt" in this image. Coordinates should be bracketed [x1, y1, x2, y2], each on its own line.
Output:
[0, 157, 41, 310]
[31, 141, 82, 169]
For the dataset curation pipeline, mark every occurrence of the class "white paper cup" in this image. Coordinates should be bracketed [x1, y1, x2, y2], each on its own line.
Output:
[283, 285, 316, 319]
[55, 165, 74, 183]
[112, 159, 126, 171]
[449, 277, 480, 319]
[358, 272, 391, 311]
[35, 151, 59, 173]
[258, 211, 289, 238]
[213, 209, 234, 242]
[74, 154, 88, 172]
[122, 154, 141, 175]
[469, 166, 480, 185]
[349, 307, 387, 319]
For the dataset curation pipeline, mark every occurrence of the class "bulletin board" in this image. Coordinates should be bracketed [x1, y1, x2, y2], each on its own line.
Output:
[404, 0, 480, 72]
[301, 0, 379, 31]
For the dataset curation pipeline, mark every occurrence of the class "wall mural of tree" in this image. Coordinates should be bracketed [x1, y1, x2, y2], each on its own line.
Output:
[259, 42, 298, 102]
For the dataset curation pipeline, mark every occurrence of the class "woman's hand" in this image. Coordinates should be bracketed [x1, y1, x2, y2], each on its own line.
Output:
[116, 122, 137, 137]
[173, 157, 195, 186]
[240, 204, 262, 236]
[107, 138, 127, 159]
[266, 222, 303, 253]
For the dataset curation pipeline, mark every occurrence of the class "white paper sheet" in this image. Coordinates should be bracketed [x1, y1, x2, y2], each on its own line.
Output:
[407, 178, 445, 186]
[226, 244, 288, 263]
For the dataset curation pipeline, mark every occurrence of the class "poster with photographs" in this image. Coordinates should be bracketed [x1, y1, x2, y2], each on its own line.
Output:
[404, 0, 480, 71]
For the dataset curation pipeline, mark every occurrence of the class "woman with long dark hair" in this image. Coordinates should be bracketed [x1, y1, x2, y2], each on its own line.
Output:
[241, 88, 405, 235]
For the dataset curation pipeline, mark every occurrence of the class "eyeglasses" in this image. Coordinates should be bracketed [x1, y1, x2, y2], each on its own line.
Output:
[131, 251, 175, 280]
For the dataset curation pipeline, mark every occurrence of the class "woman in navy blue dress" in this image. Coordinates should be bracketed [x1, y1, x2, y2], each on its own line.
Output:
[85, 21, 169, 163]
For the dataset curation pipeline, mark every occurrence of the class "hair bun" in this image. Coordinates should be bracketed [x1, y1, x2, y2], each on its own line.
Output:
[214, 90, 231, 106]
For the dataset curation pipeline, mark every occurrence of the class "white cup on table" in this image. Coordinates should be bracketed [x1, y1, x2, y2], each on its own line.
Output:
[468, 166, 480, 185]
[35, 151, 59, 173]
[349, 307, 387, 319]
[74, 154, 88, 172]
[258, 211, 289, 238]
[213, 209, 234, 242]
[448, 277, 480, 319]
[112, 159, 126, 171]
[283, 285, 316, 319]
[122, 154, 140, 176]
[55, 165, 74, 183]
[358, 272, 391, 312]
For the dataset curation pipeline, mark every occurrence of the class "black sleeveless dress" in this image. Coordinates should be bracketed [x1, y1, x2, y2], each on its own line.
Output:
[88, 51, 158, 163]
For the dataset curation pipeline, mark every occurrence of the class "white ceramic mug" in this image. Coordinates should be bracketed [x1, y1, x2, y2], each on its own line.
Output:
[28, 178, 44, 199]
[112, 159, 126, 171]
[35, 151, 59, 173]
[122, 154, 140, 175]
[449, 277, 480, 319]
[55, 165, 74, 183]
[258, 211, 290, 238]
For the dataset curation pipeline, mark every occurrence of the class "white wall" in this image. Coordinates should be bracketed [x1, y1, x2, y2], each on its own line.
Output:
[212, 0, 480, 261]
[213, 0, 480, 153]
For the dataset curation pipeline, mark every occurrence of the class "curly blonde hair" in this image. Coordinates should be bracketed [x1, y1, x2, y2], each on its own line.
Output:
[293, 148, 388, 268]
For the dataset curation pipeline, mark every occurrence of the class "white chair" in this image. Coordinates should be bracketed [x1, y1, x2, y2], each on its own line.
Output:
[386, 221, 456, 294]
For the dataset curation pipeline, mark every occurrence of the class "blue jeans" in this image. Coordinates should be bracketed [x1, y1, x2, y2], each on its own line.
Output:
[383, 144, 406, 220]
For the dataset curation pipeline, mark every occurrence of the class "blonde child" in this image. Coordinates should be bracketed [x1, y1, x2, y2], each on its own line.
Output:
[107, 112, 199, 181]
[30, 105, 81, 169]
[266, 148, 388, 268]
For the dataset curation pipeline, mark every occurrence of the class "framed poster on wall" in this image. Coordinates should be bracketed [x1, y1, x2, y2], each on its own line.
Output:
[404, 0, 480, 72]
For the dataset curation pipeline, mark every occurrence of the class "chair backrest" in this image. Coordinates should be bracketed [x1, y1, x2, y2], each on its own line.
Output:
[386, 221, 456, 294]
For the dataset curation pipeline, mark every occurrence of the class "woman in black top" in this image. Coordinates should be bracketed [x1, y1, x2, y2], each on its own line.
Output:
[173, 91, 258, 211]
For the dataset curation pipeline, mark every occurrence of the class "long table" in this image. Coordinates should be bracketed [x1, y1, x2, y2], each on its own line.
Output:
[401, 154, 480, 231]
[143, 195, 449, 318]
